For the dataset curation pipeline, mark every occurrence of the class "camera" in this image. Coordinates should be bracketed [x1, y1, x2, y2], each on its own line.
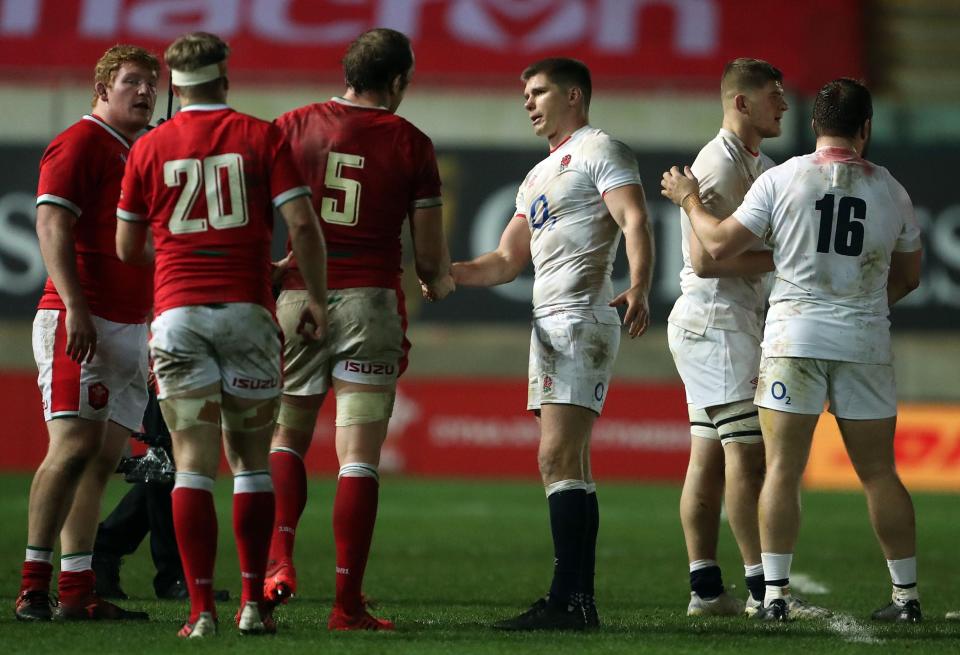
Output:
[115, 430, 176, 484]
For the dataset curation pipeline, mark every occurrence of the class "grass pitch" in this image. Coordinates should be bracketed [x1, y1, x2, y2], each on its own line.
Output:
[0, 475, 958, 654]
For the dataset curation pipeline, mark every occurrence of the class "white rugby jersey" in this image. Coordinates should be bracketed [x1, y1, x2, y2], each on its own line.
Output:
[668, 129, 775, 339]
[515, 126, 641, 320]
[734, 146, 922, 364]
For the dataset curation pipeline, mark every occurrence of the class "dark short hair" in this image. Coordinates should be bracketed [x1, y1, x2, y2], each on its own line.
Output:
[521, 57, 592, 109]
[721, 58, 782, 93]
[343, 28, 413, 94]
[164, 32, 229, 97]
[812, 78, 873, 138]
[164, 32, 229, 72]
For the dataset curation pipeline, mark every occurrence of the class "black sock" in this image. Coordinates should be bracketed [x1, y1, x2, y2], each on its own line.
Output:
[690, 565, 724, 599]
[746, 573, 765, 602]
[582, 489, 599, 598]
[547, 487, 588, 605]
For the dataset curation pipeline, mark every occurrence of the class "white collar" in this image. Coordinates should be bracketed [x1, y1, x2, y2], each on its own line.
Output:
[82, 114, 130, 149]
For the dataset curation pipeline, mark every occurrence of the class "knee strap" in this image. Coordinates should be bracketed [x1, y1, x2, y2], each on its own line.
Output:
[221, 396, 280, 433]
[713, 399, 762, 444]
[276, 402, 320, 433]
[335, 391, 395, 427]
[159, 393, 221, 432]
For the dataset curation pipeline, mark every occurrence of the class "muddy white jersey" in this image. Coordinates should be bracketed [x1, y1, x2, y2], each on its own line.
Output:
[668, 129, 775, 339]
[515, 126, 641, 320]
[734, 147, 922, 364]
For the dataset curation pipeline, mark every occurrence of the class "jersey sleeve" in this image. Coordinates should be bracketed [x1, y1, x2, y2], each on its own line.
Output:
[117, 141, 149, 223]
[36, 130, 95, 217]
[732, 168, 776, 238]
[583, 137, 641, 196]
[691, 155, 736, 217]
[886, 173, 922, 252]
[268, 126, 311, 208]
[410, 133, 442, 209]
[514, 180, 528, 219]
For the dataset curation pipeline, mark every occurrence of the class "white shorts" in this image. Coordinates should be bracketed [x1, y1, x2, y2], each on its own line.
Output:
[278, 288, 406, 396]
[527, 311, 620, 415]
[667, 322, 760, 409]
[755, 356, 897, 419]
[150, 303, 282, 400]
[33, 310, 148, 431]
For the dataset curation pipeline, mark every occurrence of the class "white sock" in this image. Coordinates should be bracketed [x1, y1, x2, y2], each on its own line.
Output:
[886, 557, 916, 587]
[744, 563, 764, 578]
[689, 559, 718, 573]
[60, 552, 93, 573]
[761, 552, 793, 606]
[887, 557, 918, 603]
[25, 547, 53, 564]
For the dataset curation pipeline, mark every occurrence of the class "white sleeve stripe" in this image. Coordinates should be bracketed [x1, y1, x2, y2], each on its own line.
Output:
[894, 239, 923, 253]
[412, 196, 442, 209]
[36, 194, 81, 217]
[273, 186, 312, 208]
[116, 208, 147, 223]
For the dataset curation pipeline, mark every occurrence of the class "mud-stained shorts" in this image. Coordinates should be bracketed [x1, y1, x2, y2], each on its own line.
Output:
[667, 323, 761, 410]
[150, 303, 282, 400]
[278, 288, 405, 396]
[527, 310, 620, 415]
[33, 310, 148, 430]
[755, 356, 897, 419]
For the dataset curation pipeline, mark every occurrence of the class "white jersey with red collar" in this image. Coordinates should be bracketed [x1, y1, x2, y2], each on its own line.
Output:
[734, 147, 922, 364]
[668, 128, 775, 339]
[514, 125, 641, 320]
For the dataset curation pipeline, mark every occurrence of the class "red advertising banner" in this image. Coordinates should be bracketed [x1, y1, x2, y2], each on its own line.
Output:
[0, 372, 692, 480]
[0, 0, 862, 93]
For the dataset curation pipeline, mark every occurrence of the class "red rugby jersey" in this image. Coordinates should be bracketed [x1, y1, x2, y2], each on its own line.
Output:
[36, 114, 153, 323]
[118, 105, 310, 314]
[275, 97, 442, 290]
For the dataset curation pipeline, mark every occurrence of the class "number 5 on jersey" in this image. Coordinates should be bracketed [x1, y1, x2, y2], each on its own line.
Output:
[321, 152, 364, 226]
[165, 154, 248, 234]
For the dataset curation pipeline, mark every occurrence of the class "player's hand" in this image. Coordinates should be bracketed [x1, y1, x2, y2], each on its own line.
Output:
[421, 273, 455, 302]
[660, 165, 700, 207]
[297, 299, 327, 344]
[65, 303, 97, 363]
[271, 253, 293, 286]
[609, 285, 650, 338]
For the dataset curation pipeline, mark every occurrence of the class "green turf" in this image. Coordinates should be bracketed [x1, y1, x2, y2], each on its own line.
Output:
[0, 474, 957, 653]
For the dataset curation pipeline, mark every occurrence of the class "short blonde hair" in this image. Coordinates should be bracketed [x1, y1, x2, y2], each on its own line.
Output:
[92, 44, 160, 108]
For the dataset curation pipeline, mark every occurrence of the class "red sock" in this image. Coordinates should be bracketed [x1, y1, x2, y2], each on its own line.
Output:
[233, 472, 275, 606]
[20, 560, 53, 593]
[58, 569, 95, 606]
[268, 449, 307, 564]
[333, 470, 379, 614]
[172, 482, 218, 622]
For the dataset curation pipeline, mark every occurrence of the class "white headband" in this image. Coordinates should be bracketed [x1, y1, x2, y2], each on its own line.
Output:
[170, 62, 223, 86]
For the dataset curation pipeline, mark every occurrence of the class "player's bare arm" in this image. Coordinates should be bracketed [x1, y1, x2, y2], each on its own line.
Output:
[410, 204, 455, 301]
[661, 166, 759, 260]
[280, 195, 329, 343]
[688, 232, 774, 278]
[271, 252, 293, 287]
[887, 249, 922, 306]
[452, 215, 531, 287]
[115, 218, 154, 266]
[36, 203, 96, 363]
[605, 183, 653, 338]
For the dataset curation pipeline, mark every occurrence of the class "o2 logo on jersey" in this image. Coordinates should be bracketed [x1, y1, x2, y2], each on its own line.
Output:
[770, 380, 792, 405]
[529, 194, 556, 231]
